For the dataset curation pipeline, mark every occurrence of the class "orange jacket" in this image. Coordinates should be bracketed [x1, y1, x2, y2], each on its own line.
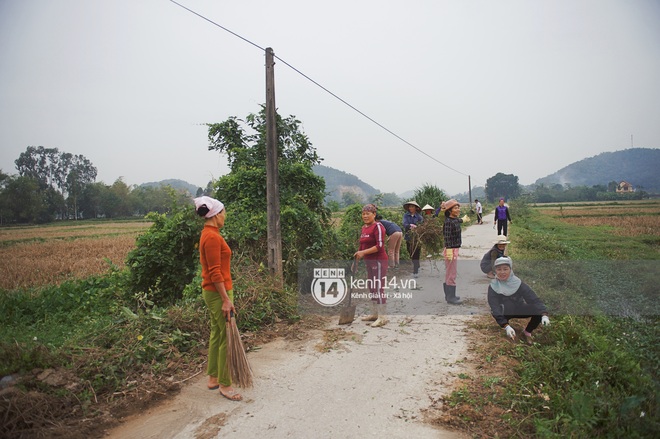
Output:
[199, 224, 232, 292]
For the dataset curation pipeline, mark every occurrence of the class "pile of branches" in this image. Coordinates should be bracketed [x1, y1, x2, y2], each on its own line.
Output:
[410, 217, 444, 256]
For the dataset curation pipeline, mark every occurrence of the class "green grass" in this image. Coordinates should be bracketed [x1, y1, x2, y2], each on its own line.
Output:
[485, 202, 659, 437]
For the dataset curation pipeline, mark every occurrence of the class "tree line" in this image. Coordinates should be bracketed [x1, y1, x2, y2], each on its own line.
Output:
[484, 172, 647, 204]
[0, 146, 196, 225]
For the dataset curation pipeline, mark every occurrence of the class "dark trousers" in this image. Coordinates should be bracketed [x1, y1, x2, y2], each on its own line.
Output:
[497, 219, 508, 236]
[406, 240, 421, 274]
[476, 213, 483, 224]
[503, 304, 542, 332]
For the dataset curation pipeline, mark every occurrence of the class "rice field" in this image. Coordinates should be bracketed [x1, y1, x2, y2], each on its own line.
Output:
[0, 221, 151, 291]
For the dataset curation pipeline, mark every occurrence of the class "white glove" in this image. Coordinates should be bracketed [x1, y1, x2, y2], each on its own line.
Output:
[461, 214, 471, 223]
[541, 315, 550, 326]
[505, 325, 516, 340]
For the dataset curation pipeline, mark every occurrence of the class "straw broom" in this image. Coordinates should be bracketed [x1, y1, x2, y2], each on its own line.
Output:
[225, 313, 253, 388]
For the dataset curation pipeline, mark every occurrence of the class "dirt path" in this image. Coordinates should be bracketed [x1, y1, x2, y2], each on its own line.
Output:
[104, 215, 499, 439]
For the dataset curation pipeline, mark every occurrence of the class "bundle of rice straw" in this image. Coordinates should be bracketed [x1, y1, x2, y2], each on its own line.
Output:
[226, 314, 253, 388]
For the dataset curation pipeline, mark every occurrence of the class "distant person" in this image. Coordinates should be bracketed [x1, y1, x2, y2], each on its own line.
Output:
[422, 204, 435, 216]
[487, 257, 550, 345]
[480, 235, 509, 278]
[442, 199, 470, 305]
[376, 215, 403, 269]
[494, 198, 512, 236]
[475, 199, 483, 224]
[402, 200, 424, 278]
[355, 204, 389, 327]
[194, 196, 242, 401]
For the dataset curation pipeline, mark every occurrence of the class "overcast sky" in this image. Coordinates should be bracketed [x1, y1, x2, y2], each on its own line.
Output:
[1, 0, 659, 196]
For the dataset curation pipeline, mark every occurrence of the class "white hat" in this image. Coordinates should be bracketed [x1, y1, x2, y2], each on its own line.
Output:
[495, 235, 510, 245]
[493, 256, 512, 268]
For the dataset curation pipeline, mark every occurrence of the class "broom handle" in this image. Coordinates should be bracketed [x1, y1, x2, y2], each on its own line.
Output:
[348, 257, 357, 306]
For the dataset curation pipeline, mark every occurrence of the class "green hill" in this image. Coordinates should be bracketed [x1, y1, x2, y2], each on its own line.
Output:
[312, 164, 380, 203]
[534, 148, 660, 191]
[140, 179, 200, 196]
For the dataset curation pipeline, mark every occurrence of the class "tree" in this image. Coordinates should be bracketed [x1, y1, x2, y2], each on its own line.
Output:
[79, 182, 107, 219]
[103, 178, 133, 218]
[14, 146, 97, 220]
[14, 146, 59, 190]
[207, 106, 333, 277]
[485, 173, 521, 202]
[0, 175, 57, 223]
[64, 154, 98, 219]
[413, 184, 448, 211]
[342, 191, 363, 207]
[130, 185, 191, 216]
[368, 192, 401, 207]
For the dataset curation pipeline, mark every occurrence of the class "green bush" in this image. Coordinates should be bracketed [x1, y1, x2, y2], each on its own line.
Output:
[125, 206, 202, 305]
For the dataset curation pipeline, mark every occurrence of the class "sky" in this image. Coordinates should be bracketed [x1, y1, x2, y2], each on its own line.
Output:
[1, 0, 659, 196]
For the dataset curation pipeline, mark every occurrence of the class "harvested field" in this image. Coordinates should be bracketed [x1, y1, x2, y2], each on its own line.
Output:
[0, 221, 151, 290]
[539, 207, 660, 217]
[535, 200, 660, 237]
[0, 222, 150, 245]
[557, 216, 660, 237]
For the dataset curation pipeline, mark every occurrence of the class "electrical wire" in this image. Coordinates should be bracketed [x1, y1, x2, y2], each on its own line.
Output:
[168, 0, 469, 177]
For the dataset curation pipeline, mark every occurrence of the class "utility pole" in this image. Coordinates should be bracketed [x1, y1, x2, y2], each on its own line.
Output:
[265, 47, 283, 287]
[468, 175, 473, 209]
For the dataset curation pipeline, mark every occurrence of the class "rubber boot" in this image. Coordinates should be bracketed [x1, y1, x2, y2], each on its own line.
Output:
[361, 302, 378, 322]
[371, 304, 388, 327]
[442, 283, 449, 301]
[446, 285, 463, 305]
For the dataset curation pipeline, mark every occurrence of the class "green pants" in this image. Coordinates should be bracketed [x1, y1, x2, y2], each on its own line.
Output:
[202, 289, 234, 386]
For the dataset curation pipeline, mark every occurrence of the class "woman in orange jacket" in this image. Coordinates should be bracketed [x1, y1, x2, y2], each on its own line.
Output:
[194, 196, 242, 401]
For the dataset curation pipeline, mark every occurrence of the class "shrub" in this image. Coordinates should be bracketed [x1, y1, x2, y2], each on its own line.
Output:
[125, 206, 201, 305]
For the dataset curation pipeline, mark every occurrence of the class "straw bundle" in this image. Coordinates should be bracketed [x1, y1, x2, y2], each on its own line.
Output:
[226, 315, 254, 388]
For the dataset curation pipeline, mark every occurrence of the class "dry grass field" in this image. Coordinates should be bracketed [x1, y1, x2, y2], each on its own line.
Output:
[536, 200, 660, 237]
[0, 221, 151, 291]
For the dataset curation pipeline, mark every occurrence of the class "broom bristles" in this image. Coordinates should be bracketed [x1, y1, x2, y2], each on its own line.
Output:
[226, 316, 254, 388]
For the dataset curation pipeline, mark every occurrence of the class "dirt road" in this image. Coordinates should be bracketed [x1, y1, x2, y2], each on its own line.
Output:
[105, 215, 499, 439]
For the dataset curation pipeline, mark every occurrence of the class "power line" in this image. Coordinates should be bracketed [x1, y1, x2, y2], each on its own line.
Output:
[168, 0, 469, 177]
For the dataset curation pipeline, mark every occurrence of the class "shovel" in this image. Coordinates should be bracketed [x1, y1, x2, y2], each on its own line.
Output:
[338, 259, 357, 325]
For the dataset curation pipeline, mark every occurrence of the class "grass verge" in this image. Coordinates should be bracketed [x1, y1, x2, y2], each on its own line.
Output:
[437, 201, 659, 438]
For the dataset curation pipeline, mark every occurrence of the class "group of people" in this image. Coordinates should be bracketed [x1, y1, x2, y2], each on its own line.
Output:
[356, 198, 548, 344]
[192, 195, 547, 402]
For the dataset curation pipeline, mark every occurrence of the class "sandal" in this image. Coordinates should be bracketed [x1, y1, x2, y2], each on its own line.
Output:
[219, 386, 242, 401]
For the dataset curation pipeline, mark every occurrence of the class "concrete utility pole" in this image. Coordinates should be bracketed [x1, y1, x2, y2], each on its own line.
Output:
[468, 175, 473, 209]
[265, 47, 283, 287]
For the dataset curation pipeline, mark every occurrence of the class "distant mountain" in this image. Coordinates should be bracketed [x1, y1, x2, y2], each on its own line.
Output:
[140, 179, 200, 196]
[534, 148, 660, 192]
[312, 164, 381, 203]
